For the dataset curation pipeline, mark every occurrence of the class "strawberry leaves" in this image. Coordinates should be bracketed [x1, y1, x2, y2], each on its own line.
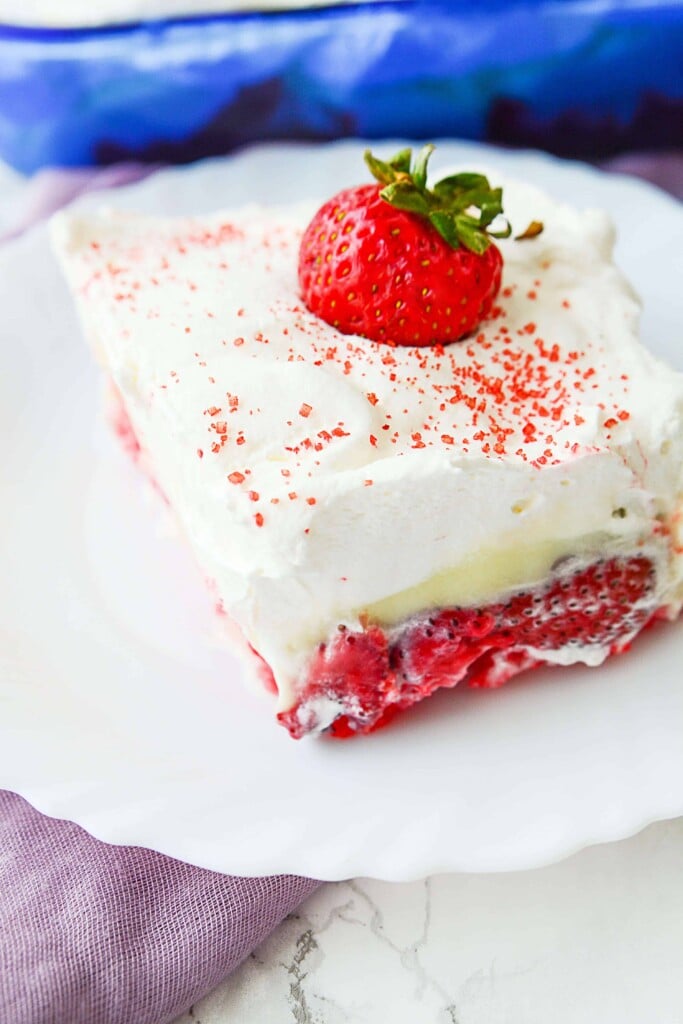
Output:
[364, 147, 412, 185]
[364, 145, 542, 254]
[515, 219, 545, 241]
[412, 143, 434, 191]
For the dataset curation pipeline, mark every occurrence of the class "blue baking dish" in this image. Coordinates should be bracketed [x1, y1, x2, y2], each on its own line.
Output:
[0, 0, 680, 173]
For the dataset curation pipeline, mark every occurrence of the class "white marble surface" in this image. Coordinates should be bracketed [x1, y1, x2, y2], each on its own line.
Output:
[175, 819, 683, 1024]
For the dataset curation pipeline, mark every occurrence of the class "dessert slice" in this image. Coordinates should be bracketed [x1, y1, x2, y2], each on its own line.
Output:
[52, 148, 683, 738]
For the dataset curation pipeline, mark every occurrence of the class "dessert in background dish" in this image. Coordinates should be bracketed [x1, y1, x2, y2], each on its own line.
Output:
[0, 0, 386, 27]
[52, 147, 683, 738]
[3, 5, 678, 174]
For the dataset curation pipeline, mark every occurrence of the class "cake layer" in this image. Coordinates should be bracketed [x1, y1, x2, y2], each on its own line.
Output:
[53, 174, 683, 725]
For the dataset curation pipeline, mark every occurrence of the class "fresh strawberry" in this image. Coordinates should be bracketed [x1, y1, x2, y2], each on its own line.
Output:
[277, 555, 657, 739]
[298, 145, 516, 347]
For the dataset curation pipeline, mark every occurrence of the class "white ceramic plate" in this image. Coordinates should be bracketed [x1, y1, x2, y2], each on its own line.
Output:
[1, 141, 682, 881]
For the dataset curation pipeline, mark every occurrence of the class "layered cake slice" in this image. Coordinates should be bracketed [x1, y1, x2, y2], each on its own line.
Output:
[53, 147, 683, 738]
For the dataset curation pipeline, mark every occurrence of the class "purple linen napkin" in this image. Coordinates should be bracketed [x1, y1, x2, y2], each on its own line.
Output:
[1, 163, 154, 242]
[0, 150, 679, 1024]
[0, 792, 319, 1024]
[600, 151, 682, 200]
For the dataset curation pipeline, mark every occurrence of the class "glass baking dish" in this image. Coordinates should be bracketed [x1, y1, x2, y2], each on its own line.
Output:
[0, 0, 680, 173]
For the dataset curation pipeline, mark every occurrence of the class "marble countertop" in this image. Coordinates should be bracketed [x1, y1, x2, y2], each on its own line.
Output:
[175, 818, 683, 1024]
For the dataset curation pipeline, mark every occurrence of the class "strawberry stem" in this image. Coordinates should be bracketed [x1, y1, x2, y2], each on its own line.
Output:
[364, 145, 541, 254]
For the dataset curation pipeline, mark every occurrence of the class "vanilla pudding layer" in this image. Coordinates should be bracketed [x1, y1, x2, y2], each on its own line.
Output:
[52, 178, 683, 712]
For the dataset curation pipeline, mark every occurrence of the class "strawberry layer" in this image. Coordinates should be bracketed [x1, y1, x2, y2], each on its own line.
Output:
[109, 383, 141, 460]
[277, 555, 659, 739]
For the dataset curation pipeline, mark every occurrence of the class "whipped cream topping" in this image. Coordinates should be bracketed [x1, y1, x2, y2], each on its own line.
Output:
[53, 177, 683, 708]
[0, 0, 375, 28]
